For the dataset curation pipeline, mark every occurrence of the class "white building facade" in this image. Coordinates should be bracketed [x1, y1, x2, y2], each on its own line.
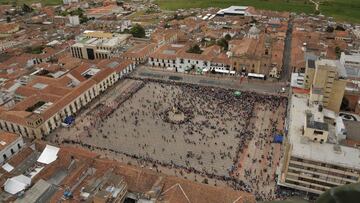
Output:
[0, 133, 24, 164]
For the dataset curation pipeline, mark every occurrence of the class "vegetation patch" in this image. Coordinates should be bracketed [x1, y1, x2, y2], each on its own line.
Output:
[155, 0, 360, 23]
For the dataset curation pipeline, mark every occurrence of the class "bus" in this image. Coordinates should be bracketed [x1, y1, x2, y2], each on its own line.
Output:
[247, 73, 266, 80]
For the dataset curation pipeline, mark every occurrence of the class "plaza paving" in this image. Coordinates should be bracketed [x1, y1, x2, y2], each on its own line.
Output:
[49, 79, 287, 200]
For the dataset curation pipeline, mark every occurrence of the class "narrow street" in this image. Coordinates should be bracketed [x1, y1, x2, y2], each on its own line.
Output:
[281, 17, 293, 82]
[130, 66, 288, 95]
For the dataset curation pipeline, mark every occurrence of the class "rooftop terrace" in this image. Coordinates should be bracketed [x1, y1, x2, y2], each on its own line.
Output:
[288, 94, 360, 170]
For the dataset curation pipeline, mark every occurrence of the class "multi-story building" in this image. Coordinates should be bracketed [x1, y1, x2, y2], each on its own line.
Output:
[0, 132, 24, 164]
[151, 29, 182, 47]
[229, 31, 272, 76]
[305, 59, 347, 113]
[304, 111, 329, 143]
[148, 44, 233, 74]
[0, 59, 135, 139]
[71, 31, 131, 60]
[278, 94, 360, 195]
[339, 52, 360, 115]
[121, 43, 157, 64]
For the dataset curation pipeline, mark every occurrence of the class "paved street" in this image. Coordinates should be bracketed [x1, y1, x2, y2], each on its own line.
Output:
[280, 17, 293, 82]
[131, 66, 288, 96]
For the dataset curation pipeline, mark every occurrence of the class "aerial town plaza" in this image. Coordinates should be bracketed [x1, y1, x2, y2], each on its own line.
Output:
[49, 78, 287, 200]
[0, 0, 359, 202]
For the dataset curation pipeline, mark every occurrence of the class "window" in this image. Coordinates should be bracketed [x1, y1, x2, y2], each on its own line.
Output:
[314, 130, 323, 135]
[11, 148, 14, 155]
[18, 143, 21, 150]
[11, 124, 15, 132]
[3, 154, 7, 160]
[314, 138, 317, 141]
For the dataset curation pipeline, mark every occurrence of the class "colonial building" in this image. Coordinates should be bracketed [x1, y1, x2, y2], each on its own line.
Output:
[229, 28, 273, 75]
[148, 44, 232, 74]
[121, 43, 157, 64]
[0, 132, 24, 164]
[0, 62, 124, 139]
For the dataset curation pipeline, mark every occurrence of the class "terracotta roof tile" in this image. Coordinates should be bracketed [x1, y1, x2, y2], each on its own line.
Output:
[0, 132, 19, 151]
[91, 67, 116, 83]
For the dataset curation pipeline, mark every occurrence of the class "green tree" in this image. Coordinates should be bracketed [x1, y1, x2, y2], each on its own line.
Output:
[206, 38, 216, 47]
[164, 23, 171, 28]
[187, 44, 202, 54]
[335, 25, 345, 31]
[22, 4, 32, 13]
[325, 26, 334, 33]
[173, 13, 184, 20]
[69, 8, 84, 16]
[116, 0, 124, 6]
[335, 46, 341, 58]
[217, 38, 229, 51]
[11, 0, 17, 7]
[224, 34, 232, 41]
[130, 24, 146, 38]
[80, 15, 89, 24]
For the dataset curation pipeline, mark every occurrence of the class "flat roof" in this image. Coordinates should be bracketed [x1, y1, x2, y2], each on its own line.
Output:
[217, 6, 249, 15]
[316, 59, 347, 78]
[340, 52, 360, 65]
[15, 179, 51, 203]
[290, 73, 305, 88]
[288, 94, 360, 170]
[75, 33, 130, 47]
[343, 120, 360, 142]
[306, 112, 328, 131]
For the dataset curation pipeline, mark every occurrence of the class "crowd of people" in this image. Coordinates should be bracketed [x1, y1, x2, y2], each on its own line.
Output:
[56, 78, 288, 201]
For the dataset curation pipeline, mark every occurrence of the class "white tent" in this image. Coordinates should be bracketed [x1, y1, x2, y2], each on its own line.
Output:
[37, 145, 60, 164]
[4, 175, 31, 195]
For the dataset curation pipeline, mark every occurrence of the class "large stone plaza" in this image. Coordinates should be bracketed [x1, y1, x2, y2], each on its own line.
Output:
[51, 79, 287, 200]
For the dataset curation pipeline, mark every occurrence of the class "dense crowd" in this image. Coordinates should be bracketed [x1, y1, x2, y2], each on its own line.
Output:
[58, 79, 288, 201]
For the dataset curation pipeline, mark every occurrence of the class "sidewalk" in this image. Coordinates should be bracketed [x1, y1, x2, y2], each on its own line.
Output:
[132, 66, 288, 96]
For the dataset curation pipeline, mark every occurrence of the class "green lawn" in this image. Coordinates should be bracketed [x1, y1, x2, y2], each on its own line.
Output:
[319, 0, 360, 23]
[155, 0, 360, 23]
[0, 0, 62, 6]
[1, 0, 359, 22]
